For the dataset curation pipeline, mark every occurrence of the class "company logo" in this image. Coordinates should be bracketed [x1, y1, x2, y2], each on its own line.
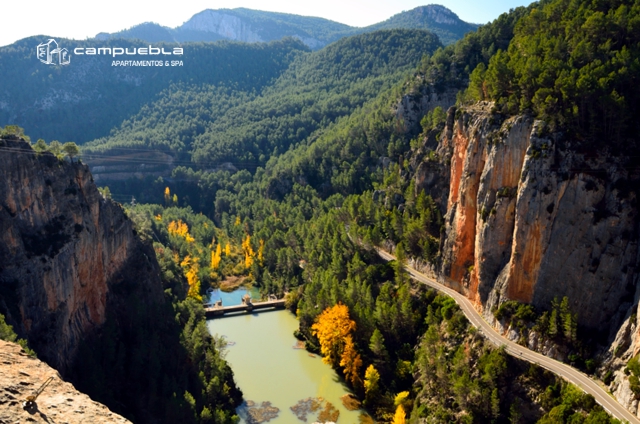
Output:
[37, 39, 70, 65]
[74, 46, 183, 57]
[36, 39, 184, 68]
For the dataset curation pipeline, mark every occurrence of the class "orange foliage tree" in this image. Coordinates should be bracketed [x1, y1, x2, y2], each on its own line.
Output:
[392, 405, 406, 424]
[311, 303, 362, 387]
[340, 334, 363, 387]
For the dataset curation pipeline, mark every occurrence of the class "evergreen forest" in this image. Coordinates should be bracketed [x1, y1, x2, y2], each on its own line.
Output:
[2, 0, 639, 422]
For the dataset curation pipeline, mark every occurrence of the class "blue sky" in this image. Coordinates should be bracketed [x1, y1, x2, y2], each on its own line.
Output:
[1, 0, 532, 47]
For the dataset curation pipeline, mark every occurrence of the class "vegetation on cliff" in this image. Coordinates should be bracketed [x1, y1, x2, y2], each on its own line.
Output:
[3, 0, 639, 420]
[0, 312, 35, 356]
[83, 29, 442, 166]
[0, 130, 242, 424]
[465, 0, 640, 153]
[0, 37, 307, 144]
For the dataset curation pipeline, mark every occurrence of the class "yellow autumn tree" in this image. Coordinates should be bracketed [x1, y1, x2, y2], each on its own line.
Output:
[168, 220, 189, 237]
[392, 405, 406, 424]
[172, 194, 178, 206]
[180, 255, 202, 301]
[339, 334, 362, 387]
[164, 187, 171, 206]
[168, 220, 194, 243]
[242, 235, 255, 269]
[211, 244, 222, 270]
[364, 365, 380, 399]
[312, 304, 355, 367]
[224, 243, 231, 256]
[257, 239, 265, 265]
[311, 303, 362, 388]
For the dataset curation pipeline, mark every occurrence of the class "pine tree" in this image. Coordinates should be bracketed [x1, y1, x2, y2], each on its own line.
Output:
[369, 328, 388, 359]
[394, 242, 407, 286]
[62, 142, 80, 162]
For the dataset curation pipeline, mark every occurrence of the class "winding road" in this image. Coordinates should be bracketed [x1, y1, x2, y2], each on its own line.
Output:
[377, 250, 638, 424]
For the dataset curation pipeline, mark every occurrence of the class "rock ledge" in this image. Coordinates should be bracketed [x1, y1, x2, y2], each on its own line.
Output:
[0, 339, 130, 424]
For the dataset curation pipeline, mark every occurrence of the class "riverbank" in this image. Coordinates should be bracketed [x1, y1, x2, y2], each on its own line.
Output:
[207, 310, 365, 423]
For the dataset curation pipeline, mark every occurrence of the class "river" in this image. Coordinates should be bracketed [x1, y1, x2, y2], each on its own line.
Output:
[206, 290, 364, 424]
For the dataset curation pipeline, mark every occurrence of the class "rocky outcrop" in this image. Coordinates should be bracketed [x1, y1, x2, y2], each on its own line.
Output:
[0, 136, 163, 373]
[0, 339, 130, 424]
[414, 101, 640, 415]
[432, 103, 638, 333]
[394, 87, 457, 135]
[181, 10, 264, 43]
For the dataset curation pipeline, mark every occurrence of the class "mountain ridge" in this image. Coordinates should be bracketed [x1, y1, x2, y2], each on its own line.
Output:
[96, 5, 478, 48]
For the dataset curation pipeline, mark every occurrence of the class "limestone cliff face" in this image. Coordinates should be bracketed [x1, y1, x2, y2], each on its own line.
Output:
[433, 103, 638, 333]
[181, 10, 264, 43]
[0, 137, 163, 373]
[180, 10, 326, 49]
[418, 102, 640, 413]
[394, 87, 457, 135]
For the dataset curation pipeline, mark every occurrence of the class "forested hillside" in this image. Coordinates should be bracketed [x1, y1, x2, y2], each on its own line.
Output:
[364, 5, 478, 45]
[464, 0, 640, 153]
[83, 29, 442, 168]
[0, 37, 306, 143]
[8, 0, 640, 422]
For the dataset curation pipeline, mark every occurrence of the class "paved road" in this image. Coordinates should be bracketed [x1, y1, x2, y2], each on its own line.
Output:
[377, 250, 638, 424]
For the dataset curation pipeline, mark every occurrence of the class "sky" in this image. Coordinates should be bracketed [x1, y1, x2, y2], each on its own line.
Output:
[0, 0, 532, 47]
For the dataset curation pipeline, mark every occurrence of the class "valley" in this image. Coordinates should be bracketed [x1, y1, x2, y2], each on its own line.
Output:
[1, 1, 640, 423]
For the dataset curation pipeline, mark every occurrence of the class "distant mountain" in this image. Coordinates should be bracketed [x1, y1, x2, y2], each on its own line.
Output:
[0, 37, 306, 143]
[95, 5, 478, 48]
[362, 5, 479, 46]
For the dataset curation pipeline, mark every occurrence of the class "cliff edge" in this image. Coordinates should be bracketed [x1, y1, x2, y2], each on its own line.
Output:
[0, 339, 130, 423]
[435, 103, 638, 334]
[0, 136, 163, 374]
[408, 101, 640, 415]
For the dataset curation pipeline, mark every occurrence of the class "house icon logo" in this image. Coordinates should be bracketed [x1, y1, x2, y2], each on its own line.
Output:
[36, 39, 70, 65]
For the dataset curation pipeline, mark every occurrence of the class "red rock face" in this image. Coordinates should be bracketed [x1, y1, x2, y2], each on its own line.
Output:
[0, 138, 161, 372]
[506, 221, 541, 303]
[437, 104, 638, 332]
[441, 106, 531, 305]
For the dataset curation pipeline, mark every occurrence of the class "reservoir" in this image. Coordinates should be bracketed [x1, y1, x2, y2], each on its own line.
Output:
[206, 291, 364, 423]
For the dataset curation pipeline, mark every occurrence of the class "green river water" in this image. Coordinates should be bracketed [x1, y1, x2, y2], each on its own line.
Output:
[207, 309, 364, 424]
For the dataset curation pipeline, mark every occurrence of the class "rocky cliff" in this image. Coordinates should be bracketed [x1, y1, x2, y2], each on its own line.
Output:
[410, 102, 640, 413]
[0, 136, 164, 374]
[0, 339, 130, 424]
[427, 102, 638, 332]
[0, 135, 243, 423]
